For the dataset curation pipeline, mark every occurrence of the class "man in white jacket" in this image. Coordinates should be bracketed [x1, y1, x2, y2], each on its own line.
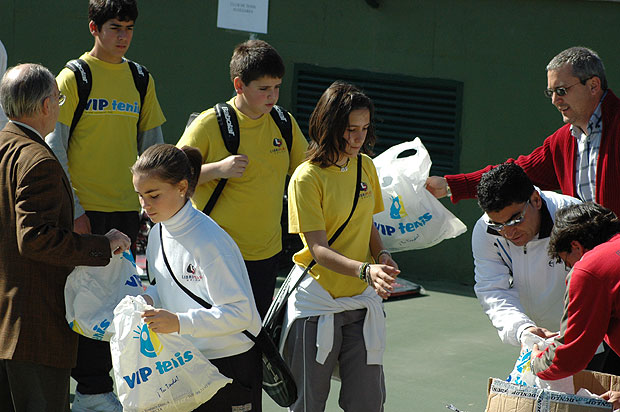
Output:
[472, 163, 580, 347]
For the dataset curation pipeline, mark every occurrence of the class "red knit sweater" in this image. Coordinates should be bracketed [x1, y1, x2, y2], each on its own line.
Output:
[446, 90, 620, 216]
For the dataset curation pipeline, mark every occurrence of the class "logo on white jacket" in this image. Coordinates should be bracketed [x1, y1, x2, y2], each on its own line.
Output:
[182, 264, 203, 281]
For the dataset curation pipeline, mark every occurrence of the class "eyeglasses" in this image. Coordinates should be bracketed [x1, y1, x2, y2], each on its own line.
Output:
[544, 77, 592, 98]
[487, 200, 530, 232]
[58, 92, 66, 106]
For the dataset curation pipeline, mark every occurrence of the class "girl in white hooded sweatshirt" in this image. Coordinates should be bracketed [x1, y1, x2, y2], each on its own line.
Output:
[131, 144, 262, 412]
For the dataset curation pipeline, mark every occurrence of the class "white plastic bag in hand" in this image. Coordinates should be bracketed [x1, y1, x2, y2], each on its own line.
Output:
[111, 295, 231, 412]
[65, 251, 144, 341]
[373, 138, 466, 251]
[507, 331, 574, 393]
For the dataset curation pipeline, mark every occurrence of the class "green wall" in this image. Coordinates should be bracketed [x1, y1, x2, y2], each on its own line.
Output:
[3, 0, 620, 286]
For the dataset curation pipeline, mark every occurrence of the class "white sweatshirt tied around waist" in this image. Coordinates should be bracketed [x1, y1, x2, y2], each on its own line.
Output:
[281, 265, 386, 365]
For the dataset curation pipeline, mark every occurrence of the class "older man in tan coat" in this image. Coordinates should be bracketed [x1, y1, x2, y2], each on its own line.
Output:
[0, 64, 130, 411]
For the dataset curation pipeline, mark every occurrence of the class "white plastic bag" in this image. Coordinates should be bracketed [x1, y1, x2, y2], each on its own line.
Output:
[506, 331, 542, 387]
[373, 138, 467, 251]
[111, 295, 231, 412]
[65, 251, 144, 341]
[506, 331, 574, 393]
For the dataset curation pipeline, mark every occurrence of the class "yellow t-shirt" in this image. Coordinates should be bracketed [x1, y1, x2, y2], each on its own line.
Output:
[57, 52, 166, 212]
[288, 154, 384, 298]
[177, 97, 308, 261]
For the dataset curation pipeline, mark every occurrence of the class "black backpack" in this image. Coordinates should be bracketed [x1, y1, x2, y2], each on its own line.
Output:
[185, 103, 293, 215]
[65, 58, 149, 138]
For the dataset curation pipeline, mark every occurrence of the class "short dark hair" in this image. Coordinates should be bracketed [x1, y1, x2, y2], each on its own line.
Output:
[306, 81, 376, 167]
[229, 40, 285, 84]
[89, 0, 138, 29]
[131, 144, 202, 200]
[546, 46, 607, 90]
[548, 202, 620, 260]
[477, 163, 534, 213]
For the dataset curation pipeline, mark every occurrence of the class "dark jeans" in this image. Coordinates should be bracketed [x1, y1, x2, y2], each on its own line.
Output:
[245, 252, 281, 320]
[71, 210, 139, 394]
[194, 346, 262, 411]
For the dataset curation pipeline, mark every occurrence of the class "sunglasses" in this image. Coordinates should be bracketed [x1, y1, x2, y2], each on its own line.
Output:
[487, 200, 530, 232]
[544, 77, 592, 98]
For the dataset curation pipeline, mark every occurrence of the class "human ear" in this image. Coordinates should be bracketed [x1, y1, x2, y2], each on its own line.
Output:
[531, 191, 543, 210]
[41, 96, 51, 116]
[589, 76, 601, 94]
[570, 240, 584, 255]
[233, 77, 245, 95]
[177, 179, 189, 198]
[89, 21, 99, 36]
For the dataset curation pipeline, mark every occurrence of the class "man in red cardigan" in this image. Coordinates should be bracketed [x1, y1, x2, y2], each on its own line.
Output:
[426, 46, 620, 217]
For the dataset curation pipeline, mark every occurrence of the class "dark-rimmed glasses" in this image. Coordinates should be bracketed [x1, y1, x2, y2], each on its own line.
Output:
[487, 200, 530, 232]
[544, 76, 592, 98]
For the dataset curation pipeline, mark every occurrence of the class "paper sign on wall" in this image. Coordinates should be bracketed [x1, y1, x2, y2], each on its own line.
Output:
[217, 0, 269, 34]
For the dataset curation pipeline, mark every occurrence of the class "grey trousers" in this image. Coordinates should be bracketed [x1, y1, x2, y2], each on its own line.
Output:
[0, 359, 71, 412]
[283, 308, 386, 412]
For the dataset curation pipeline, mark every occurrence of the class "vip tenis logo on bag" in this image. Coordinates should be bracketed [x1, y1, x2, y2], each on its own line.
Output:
[69, 317, 111, 340]
[121, 322, 196, 389]
[375, 194, 434, 237]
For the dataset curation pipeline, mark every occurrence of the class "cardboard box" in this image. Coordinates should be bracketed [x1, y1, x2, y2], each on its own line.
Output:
[485, 370, 620, 412]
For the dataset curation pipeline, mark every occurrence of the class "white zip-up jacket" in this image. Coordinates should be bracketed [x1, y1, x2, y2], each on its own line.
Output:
[145, 201, 261, 359]
[473, 189, 580, 346]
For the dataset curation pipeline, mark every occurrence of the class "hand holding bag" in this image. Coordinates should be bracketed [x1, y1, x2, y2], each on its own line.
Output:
[158, 227, 298, 408]
[110, 295, 231, 412]
[64, 251, 144, 341]
[373, 138, 467, 251]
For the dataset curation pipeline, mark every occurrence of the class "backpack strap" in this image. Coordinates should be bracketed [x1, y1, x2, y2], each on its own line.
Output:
[65, 59, 92, 137]
[269, 105, 293, 155]
[202, 103, 294, 216]
[202, 103, 241, 215]
[65, 58, 149, 138]
[185, 112, 201, 129]
[126, 59, 149, 120]
[214, 103, 241, 154]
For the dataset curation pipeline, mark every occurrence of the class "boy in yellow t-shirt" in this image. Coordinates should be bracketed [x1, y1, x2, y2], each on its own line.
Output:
[177, 40, 308, 319]
[45, 1, 165, 410]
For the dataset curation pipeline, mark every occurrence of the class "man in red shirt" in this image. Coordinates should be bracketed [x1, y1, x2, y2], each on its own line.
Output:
[530, 202, 620, 381]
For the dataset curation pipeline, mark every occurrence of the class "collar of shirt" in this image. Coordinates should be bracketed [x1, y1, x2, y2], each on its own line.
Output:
[9, 120, 43, 139]
[570, 91, 606, 140]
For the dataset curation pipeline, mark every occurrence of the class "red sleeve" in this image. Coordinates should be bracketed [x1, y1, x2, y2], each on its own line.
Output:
[534, 270, 609, 380]
[445, 134, 563, 203]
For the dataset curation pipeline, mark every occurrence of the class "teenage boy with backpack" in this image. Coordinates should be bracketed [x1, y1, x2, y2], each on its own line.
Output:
[177, 40, 308, 319]
[46, 1, 166, 410]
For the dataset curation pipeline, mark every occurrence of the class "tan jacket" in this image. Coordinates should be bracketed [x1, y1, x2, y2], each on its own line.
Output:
[0, 122, 111, 369]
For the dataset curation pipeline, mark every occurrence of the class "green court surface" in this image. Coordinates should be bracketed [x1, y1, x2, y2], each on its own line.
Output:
[71, 278, 518, 412]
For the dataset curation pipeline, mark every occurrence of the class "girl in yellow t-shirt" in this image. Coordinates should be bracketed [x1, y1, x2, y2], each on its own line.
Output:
[284, 81, 400, 411]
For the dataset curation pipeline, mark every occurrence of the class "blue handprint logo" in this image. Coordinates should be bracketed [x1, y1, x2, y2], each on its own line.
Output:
[133, 323, 163, 358]
[390, 195, 408, 219]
